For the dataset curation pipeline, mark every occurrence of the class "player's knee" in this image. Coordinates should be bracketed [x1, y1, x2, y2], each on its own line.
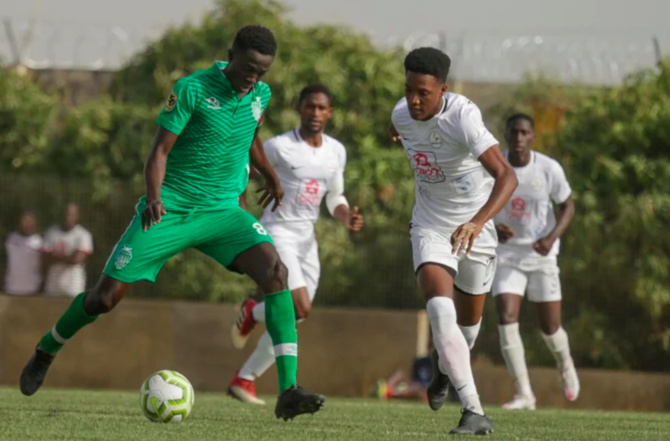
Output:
[84, 279, 124, 314]
[498, 307, 519, 325]
[539, 319, 560, 336]
[262, 259, 288, 294]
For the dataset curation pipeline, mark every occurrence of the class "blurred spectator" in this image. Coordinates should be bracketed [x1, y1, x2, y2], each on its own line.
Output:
[43, 203, 93, 297]
[4, 211, 43, 295]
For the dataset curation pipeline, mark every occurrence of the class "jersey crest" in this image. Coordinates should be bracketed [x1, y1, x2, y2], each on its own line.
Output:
[115, 245, 133, 270]
[251, 96, 264, 122]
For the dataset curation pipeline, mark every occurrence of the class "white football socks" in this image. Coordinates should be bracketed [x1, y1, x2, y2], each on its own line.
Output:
[541, 326, 573, 370]
[427, 297, 484, 415]
[238, 331, 275, 381]
[459, 318, 482, 350]
[499, 322, 534, 398]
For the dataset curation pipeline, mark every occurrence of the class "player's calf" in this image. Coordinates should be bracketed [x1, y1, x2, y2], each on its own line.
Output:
[20, 276, 129, 396]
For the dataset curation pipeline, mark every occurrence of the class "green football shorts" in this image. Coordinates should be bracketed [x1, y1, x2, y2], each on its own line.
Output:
[104, 200, 274, 283]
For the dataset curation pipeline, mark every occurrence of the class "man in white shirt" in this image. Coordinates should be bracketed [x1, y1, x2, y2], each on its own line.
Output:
[492, 113, 578, 410]
[43, 203, 94, 297]
[229, 84, 364, 404]
[4, 211, 43, 295]
[390, 47, 517, 435]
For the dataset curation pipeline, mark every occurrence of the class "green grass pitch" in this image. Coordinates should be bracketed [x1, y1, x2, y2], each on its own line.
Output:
[0, 387, 668, 440]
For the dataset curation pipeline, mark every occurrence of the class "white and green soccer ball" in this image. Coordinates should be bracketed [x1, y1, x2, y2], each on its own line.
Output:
[140, 370, 195, 423]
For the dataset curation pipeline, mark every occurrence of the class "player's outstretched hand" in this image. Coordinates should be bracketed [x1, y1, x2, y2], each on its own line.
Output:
[257, 178, 285, 212]
[496, 224, 515, 243]
[142, 199, 166, 231]
[451, 222, 483, 256]
[347, 206, 364, 232]
[533, 236, 555, 256]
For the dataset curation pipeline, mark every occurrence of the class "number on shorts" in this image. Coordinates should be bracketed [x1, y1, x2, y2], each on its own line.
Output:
[253, 222, 268, 236]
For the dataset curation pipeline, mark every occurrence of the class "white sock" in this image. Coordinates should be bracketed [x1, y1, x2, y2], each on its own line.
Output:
[541, 327, 573, 370]
[238, 331, 275, 381]
[459, 318, 482, 350]
[427, 297, 484, 415]
[251, 301, 265, 323]
[499, 322, 534, 398]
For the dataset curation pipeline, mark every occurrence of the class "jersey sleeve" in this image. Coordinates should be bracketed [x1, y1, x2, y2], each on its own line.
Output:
[156, 78, 198, 135]
[549, 160, 572, 204]
[326, 144, 349, 215]
[455, 102, 498, 158]
[257, 84, 272, 128]
[263, 137, 282, 168]
[76, 228, 94, 254]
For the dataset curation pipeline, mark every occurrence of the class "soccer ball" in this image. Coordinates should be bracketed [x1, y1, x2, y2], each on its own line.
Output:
[140, 370, 195, 423]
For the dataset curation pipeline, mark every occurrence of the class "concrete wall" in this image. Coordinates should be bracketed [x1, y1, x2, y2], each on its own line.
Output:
[3, 295, 670, 411]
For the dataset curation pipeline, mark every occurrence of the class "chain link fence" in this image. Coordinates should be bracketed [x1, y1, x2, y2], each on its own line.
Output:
[2, 18, 667, 84]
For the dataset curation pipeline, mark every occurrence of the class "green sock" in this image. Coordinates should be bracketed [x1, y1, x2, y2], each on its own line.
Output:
[38, 292, 99, 355]
[265, 289, 298, 392]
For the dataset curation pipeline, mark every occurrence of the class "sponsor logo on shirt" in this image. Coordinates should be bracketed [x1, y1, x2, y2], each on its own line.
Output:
[298, 179, 321, 205]
[409, 149, 446, 183]
[205, 97, 221, 109]
[508, 197, 530, 221]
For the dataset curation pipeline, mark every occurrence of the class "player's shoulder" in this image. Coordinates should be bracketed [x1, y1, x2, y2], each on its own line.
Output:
[254, 80, 272, 98]
[440, 93, 481, 121]
[534, 151, 566, 173]
[391, 97, 411, 124]
[324, 134, 347, 162]
[264, 129, 297, 155]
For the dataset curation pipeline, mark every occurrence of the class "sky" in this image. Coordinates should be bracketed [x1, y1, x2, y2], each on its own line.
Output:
[3, 0, 668, 82]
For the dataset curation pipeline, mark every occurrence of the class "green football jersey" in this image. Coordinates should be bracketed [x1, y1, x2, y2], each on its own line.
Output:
[155, 61, 271, 211]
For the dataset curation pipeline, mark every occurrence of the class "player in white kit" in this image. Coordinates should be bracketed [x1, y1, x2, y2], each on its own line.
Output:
[492, 114, 579, 410]
[228, 84, 364, 404]
[391, 48, 518, 435]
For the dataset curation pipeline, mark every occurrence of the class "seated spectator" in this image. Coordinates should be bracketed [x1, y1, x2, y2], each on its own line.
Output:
[4, 211, 43, 295]
[43, 203, 93, 297]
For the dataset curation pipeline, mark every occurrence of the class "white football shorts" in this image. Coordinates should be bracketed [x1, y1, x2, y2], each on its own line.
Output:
[491, 255, 561, 302]
[410, 221, 498, 295]
[265, 222, 320, 301]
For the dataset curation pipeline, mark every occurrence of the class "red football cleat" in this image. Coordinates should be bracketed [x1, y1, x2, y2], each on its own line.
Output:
[227, 373, 265, 405]
[231, 298, 258, 349]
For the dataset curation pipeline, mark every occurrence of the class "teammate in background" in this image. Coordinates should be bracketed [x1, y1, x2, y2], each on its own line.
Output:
[229, 84, 363, 404]
[19, 25, 325, 421]
[492, 113, 578, 410]
[391, 47, 517, 435]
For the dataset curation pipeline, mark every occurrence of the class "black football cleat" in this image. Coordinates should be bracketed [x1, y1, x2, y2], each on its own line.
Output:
[274, 385, 325, 421]
[449, 409, 494, 436]
[427, 349, 452, 411]
[20, 348, 55, 396]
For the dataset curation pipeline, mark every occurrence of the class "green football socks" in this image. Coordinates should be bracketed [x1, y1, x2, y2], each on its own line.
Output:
[264, 289, 298, 392]
[38, 292, 99, 355]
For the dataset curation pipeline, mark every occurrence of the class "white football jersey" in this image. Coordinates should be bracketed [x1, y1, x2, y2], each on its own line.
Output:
[43, 224, 93, 296]
[495, 151, 572, 257]
[392, 93, 499, 229]
[260, 128, 347, 224]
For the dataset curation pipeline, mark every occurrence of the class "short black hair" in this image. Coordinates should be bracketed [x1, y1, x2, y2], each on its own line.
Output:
[232, 25, 277, 56]
[404, 47, 451, 82]
[298, 84, 332, 106]
[506, 113, 535, 129]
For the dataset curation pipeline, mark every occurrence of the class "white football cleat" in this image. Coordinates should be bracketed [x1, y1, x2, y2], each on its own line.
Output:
[561, 362, 580, 402]
[502, 394, 536, 410]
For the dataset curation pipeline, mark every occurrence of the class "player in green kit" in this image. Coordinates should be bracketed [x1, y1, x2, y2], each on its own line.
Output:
[20, 25, 325, 420]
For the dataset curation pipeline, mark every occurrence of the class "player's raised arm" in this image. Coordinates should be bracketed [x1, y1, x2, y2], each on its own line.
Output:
[250, 130, 284, 211]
